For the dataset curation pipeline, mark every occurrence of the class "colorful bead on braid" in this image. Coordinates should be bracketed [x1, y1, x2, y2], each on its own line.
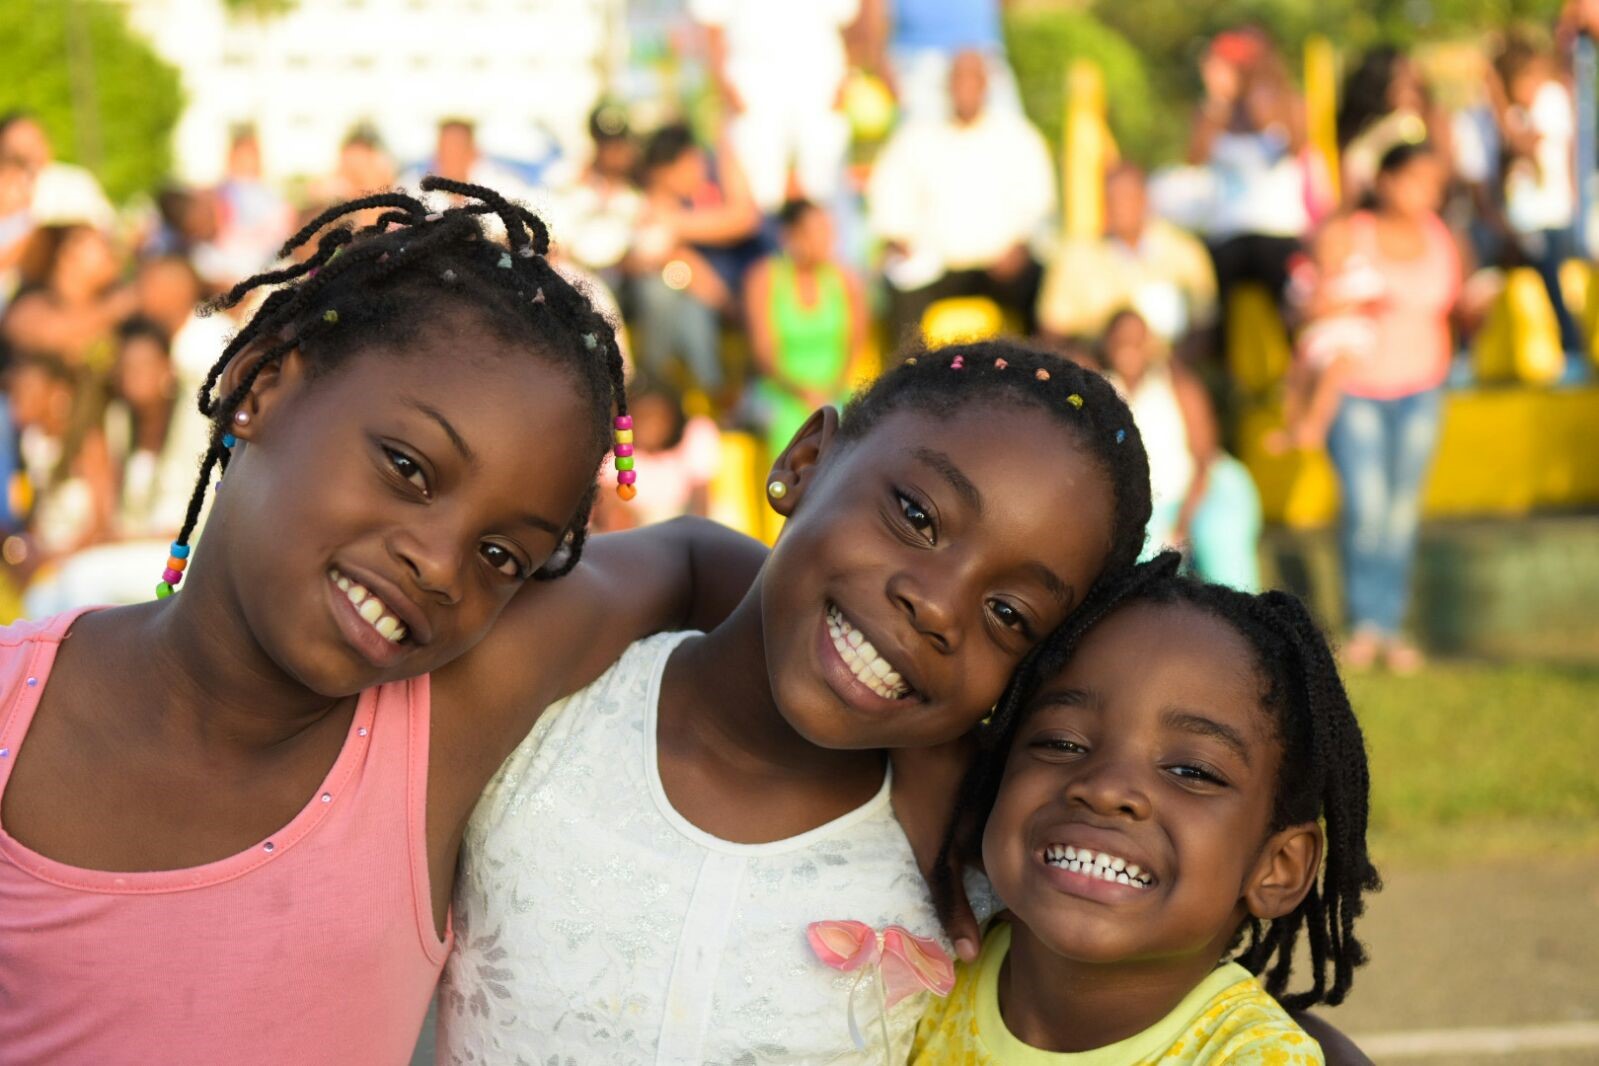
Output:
[156, 541, 190, 599]
[613, 415, 637, 501]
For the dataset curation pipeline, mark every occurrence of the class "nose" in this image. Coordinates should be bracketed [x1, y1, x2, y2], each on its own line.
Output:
[391, 527, 464, 606]
[886, 563, 963, 654]
[1063, 754, 1152, 821]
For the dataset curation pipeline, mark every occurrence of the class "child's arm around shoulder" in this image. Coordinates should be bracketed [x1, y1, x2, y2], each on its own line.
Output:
[436, 515, 766, 750]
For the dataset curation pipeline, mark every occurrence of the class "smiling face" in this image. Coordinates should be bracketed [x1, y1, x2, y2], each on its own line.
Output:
[211, 312, 599, 697]
[982, 601, 1300, 966]
[760, 404, 1116, 751]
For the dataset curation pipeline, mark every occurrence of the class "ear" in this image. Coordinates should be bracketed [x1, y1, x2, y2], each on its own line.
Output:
[764, 405, 840, 518]
[1243, 822, 1323, 921]
[215, 335, 311, 444]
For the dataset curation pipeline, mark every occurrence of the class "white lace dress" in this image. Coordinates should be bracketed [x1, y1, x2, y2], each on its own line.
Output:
[437, 632, 946, 1066]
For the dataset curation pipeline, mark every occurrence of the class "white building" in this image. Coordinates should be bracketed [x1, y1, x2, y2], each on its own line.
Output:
[124, 0, 627, 185]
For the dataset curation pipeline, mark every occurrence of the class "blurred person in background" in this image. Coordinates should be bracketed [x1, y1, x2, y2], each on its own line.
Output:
[4, 351, 113, 574]
[1188, 30, 1330, 335]
[629, 123, 761, 400]
[1305, 142, 1462, 673]
[412, 119, 530, 204]
[745, 198, 866, 456]
[1099, 308, 1260, 591]
[1038, 163, 1218, 356]
[551, 104, 644, 292]
[0, 152, 36, 316]
[854, 0, 1023, 124]
[103, 316, 181, 538]
[691, 0, 858, 214]
[591, 384, 721, 532]
[1495, 35, 1586, 374]
[2, 224, 133, 369]
[329, 124, 396, 201]
[207, 126, 294, 287]
[1338, 47, 1451, 207]
[131, 254, 224, 534]
[0, 112, 114, 231]
[19, 315, 193, 616]
[141, 184, 222, 268]
[868, 49, 1054, 344]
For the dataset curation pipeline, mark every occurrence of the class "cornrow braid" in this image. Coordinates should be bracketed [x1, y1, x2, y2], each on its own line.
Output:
[155, 179, 630, 600]
[935, 556, 1379, 1012]
[840, 340, 1153, 578]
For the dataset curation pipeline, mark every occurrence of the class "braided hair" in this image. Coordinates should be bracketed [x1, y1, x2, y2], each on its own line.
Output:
[177, 177, 628, 583]
[937, 554, 1379, 1011]
[839, 340, 1153, 578]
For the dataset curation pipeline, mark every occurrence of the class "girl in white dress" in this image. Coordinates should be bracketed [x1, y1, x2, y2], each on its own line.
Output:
[440, 342, 1156, 1065]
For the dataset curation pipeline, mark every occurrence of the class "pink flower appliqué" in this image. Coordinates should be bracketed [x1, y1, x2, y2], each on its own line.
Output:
[807, 920, 955, 1060]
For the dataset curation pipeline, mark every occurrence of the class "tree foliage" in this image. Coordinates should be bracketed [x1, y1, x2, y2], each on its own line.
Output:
[0, 0, 183, 205]
[1007, 0, 1567, 166]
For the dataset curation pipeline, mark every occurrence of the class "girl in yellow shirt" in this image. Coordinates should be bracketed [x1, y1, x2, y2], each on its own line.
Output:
[913, 554, 1378, 1064]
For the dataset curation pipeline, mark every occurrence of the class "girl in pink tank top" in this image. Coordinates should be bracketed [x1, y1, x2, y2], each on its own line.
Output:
[0, 184, 763, 1065]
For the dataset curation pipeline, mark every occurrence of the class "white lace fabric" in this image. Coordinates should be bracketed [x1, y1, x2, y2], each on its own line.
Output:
[438, 632, 946, 1065]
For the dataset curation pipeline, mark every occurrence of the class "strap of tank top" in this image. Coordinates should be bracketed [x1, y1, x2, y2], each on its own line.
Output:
[401, 671, 451, 962]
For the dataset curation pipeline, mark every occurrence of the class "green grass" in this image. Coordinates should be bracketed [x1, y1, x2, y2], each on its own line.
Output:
[1348, 661, 1599, 865]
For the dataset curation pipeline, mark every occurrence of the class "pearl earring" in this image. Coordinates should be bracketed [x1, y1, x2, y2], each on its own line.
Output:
[767, 481, 788, 500]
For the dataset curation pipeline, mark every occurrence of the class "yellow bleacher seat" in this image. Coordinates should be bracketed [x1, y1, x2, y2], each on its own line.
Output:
[919, 296, 1005, 348]
[1473, 266, 1564, 385]
[1241, 385, 1599, 526]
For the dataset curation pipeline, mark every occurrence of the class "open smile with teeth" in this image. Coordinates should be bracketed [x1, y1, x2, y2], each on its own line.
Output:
[1044, 845, 1155, 888]
[826, 604, 913, 701]
[330, 569, 409, 645]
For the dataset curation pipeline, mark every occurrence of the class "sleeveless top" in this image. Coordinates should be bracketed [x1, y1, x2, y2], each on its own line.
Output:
[438, 631, 946, 1066]
[0, 610, 451, 1065]
[1113, 364, 1194, 513]
[1338, 210, 1460, 401]
[765, 257, 851, 452]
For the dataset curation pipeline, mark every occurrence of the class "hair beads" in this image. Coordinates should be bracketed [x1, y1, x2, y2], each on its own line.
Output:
[614, 415, 637, 501]
[153, 178, 632, 600]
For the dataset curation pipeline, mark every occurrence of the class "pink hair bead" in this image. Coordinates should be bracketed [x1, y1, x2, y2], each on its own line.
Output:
[617, 469, 637, 485]
[162, 567, 184, 585]
[614, 443, 634, 457]
[614, 415, 633, 430]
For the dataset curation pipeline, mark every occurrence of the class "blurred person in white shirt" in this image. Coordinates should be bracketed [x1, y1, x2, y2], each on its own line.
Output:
[0, 112, 114, 232]
[867, 49, 1054, 346]
[692, 0, 858, 213]
[548, 104, 644, 292]
[1497, 37, 1585, 363]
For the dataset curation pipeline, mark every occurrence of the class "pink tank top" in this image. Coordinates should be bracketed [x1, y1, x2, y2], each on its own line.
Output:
[1339, 210, 1461, 400]
[0, 610, 452, 1065]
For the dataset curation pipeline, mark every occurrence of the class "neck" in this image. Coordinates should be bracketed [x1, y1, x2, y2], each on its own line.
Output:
[667, 585, 878, 782]
[118, 557, 353, 755]
[998, 922, 1235, 1054]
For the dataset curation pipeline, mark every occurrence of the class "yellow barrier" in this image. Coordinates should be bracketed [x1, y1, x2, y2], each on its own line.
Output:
[1063, 59, 1115, 240]
[1304, 36, 1341, 206]
[1472, 267, 1565, 385]
[1241, 385, 1599, 526]
[920, 296, 1006, 347]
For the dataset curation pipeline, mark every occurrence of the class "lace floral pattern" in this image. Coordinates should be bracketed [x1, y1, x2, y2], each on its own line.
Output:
[438, 634, 947, 1065]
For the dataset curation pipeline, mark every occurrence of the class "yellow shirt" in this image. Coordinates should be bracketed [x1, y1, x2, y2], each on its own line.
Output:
[911, 924, 1323, 1065]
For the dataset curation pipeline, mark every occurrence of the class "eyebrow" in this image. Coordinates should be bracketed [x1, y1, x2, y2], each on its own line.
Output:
[1020, 561, 1072, 609]
[1162, 709, 1251, 766]
[403, 398, 563, 538]
[912, 447, 981, 515]
[1029, 687, 1097, 713]
[406, 399, 475, 463]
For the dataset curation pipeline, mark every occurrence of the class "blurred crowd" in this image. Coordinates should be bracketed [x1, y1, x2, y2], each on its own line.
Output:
[2, 0, 1597, 661]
